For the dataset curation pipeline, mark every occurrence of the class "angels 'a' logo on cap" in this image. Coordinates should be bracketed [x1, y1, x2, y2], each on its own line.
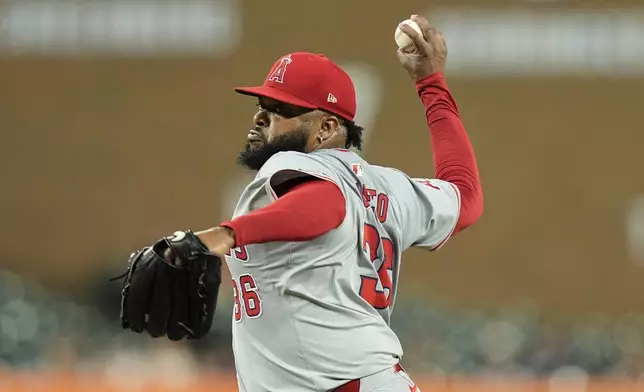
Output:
[267, 55, 292, 84]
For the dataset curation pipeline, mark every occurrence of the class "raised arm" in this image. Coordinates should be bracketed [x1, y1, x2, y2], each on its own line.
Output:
[398, 15, 483, 237]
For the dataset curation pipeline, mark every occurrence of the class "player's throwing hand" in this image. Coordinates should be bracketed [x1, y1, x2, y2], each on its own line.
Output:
[397, 14, 447, 81]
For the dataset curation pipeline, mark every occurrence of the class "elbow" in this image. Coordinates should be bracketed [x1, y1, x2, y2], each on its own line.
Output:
[454, 187, 483, 233]
[464, 192, 484, 227]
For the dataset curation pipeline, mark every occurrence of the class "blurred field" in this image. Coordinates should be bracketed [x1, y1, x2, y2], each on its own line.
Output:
[3, 374, 644, 392]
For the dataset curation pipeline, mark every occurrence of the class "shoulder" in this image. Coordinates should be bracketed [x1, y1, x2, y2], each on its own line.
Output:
[310, 148, 359, 161]
[260, 149, 362, 176]
[257, 151, 342, 188]
[259, 151, 325, 175]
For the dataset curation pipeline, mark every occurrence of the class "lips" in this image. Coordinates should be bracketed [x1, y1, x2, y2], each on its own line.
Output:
[247, 130, 263, 142]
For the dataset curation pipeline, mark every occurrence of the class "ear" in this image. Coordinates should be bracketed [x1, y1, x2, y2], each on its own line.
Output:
[318, 115, 341, 141]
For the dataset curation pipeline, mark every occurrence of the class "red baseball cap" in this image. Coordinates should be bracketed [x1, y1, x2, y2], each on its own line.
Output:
[234, 52, 356, 121]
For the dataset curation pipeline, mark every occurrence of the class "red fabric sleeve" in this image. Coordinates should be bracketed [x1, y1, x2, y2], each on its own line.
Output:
[220, 179, 346, 246]
[416, 72, 483, 233]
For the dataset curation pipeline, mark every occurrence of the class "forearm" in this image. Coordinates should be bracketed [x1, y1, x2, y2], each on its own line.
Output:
[219, 180, 346, 246]
[417, 73, 483, 232]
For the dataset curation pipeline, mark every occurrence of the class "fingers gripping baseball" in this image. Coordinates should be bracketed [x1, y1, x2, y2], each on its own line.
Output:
[396, 14, 448, 81]
[397, 23, 428, 55]
[410, 15, 432, 43]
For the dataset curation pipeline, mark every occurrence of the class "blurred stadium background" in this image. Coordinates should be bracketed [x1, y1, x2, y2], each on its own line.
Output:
[1, 0, 643, 391]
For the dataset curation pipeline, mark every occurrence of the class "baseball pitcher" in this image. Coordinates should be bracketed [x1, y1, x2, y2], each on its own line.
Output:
[116, 14, 483, 392]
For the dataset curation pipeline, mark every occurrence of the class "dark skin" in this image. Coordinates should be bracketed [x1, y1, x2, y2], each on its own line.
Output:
[248, 96, 347, 154]
[193, 14, 446, 257]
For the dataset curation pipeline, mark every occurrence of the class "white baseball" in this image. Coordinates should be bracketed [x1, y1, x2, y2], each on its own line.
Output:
[394, 19, 423, 53]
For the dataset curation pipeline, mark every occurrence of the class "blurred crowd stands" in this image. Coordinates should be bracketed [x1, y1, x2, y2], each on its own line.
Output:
[1, 267, 643, 383]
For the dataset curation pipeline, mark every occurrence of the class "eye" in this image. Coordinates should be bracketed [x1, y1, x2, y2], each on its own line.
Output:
[271, 103, 301, 118]
[271, 104, 287, 116]
[256, 102, 281, 116]
[256, 101, 311, 119]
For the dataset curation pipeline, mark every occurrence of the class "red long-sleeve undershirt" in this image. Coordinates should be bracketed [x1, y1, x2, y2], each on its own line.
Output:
[221, 72, 482, 246]
[221, 180, 345, 247]
[417, 73, 483, 233]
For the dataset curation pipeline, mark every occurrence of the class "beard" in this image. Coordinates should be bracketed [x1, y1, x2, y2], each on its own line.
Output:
[237, 127, 310, 170]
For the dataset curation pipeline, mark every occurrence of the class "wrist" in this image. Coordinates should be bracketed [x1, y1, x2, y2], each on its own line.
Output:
[415, 72, 445, 88]
[195, 226, 236, 254]
[218, 223, 238, 247]
[220, 225, 237, 246]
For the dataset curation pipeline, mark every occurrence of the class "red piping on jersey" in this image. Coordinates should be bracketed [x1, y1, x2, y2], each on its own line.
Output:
[416, 72, 483, 233]
[221, 73, 481, 246]
[220, 180, 346, 247]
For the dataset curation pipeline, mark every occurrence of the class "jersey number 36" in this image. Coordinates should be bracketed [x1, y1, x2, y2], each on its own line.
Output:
[232, 274, 262, 322]
[360, 223, 394, 310]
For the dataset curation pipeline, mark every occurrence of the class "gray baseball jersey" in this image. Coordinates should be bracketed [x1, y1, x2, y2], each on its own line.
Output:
[224, 148, 460, 392]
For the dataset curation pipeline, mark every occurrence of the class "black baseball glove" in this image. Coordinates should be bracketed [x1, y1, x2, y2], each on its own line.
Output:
[112, 230, 222, 341]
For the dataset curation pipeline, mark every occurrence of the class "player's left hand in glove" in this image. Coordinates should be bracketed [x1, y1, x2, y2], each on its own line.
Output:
[112, 230, 222, 341]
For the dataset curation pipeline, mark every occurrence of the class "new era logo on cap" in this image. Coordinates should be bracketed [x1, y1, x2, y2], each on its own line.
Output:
[234, 52, 357, 121]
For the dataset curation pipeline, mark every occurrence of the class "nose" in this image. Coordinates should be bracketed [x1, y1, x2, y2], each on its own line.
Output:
[253, 110, 268, 128]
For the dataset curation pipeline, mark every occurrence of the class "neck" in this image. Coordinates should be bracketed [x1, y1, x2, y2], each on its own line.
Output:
[315, 137, 346, 151]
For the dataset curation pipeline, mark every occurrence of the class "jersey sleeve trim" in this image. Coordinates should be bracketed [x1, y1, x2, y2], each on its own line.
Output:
[424, 182, 461, 252]
[264, 169, 341, 201]
[259, 152, 343, 202]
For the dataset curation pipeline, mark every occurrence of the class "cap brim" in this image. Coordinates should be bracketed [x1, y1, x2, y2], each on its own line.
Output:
[234, 86, 317, 109]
